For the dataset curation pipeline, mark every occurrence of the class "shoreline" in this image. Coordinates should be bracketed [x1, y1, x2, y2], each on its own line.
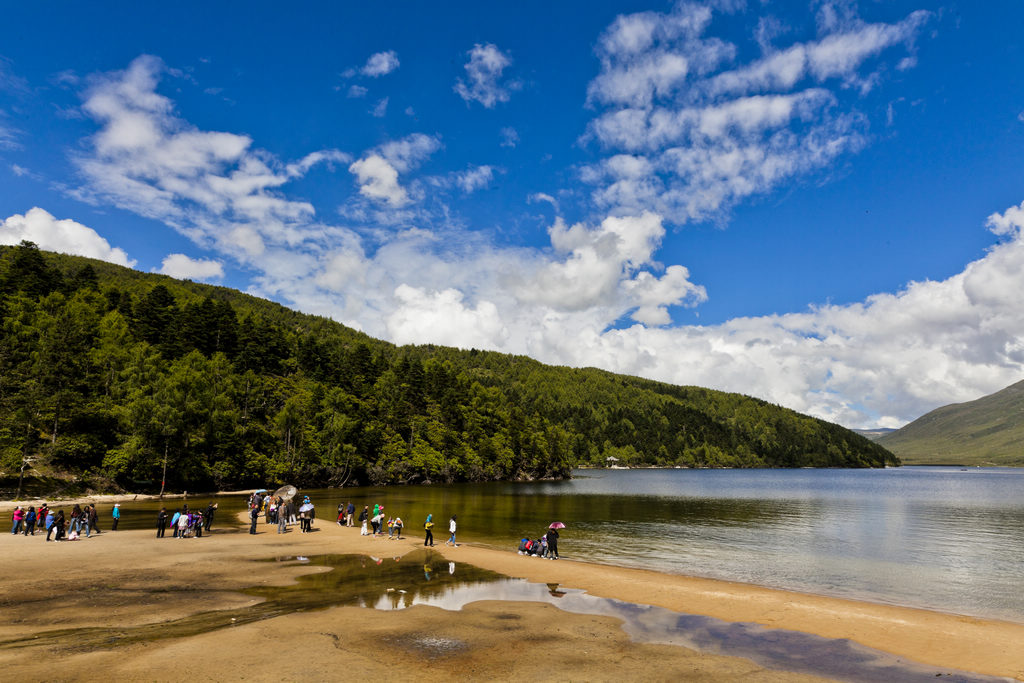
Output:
[0, 510, 1021, 680]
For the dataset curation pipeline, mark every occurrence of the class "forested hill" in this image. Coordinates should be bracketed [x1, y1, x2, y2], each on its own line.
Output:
[0, 242, 897, 495]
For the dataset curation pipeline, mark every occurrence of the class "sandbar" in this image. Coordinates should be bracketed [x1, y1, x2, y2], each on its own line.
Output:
[0, 506, 1021, 681]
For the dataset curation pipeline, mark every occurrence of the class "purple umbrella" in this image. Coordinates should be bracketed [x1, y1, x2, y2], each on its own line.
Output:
[548, 522, 566, 529]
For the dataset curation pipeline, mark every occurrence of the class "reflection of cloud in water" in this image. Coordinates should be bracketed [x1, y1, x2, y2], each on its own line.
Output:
[379, 577, 1006, 683]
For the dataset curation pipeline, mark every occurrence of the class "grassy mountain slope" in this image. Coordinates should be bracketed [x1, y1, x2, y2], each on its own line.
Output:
[878, 379, 1024, 465]
[0, 243, 897, 496]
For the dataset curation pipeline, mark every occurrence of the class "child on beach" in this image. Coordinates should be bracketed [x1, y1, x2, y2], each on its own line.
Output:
[446, 515, 457, 546]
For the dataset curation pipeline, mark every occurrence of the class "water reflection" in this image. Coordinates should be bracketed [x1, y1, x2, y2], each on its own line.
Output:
[0, 550, 1008, 682]
[0, 549, 500, 652]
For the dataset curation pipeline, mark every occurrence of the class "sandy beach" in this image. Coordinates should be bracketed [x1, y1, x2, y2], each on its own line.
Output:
[1, 507, 1021, 682]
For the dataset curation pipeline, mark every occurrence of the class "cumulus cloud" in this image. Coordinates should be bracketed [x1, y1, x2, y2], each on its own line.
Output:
[361, 50, 400, 77]
[349, 154, 408, 207]
[454, 43, 518, 108]
[347, 133, 442, 208]
[371, 97, 388, 117]
[0, 207, 135, 266]
[582, 3, 931, 224]
[71, 55, 352, 263]
[347, 84, 368, 98]
[157, 253, 224, 281]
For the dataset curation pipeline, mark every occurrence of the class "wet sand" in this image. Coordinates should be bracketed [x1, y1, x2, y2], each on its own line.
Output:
[0, 510, 1021, 681]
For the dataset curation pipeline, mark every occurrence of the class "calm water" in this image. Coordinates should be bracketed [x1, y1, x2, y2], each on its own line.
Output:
[109, 467, 1024, 622]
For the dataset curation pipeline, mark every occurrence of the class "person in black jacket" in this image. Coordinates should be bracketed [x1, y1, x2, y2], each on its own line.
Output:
[249, 505, 259, 534]
[157, 508, 167, 538]
[546, 528, 559, 559]
[52, 510, 66, 541]
[204, 502, 216, 531]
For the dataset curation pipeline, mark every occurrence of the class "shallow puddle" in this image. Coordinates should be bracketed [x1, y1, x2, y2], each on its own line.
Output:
[0, 550, 1009, 682]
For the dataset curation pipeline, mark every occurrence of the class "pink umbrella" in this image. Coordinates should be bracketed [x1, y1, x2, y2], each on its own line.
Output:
[548, 522, 566, 529]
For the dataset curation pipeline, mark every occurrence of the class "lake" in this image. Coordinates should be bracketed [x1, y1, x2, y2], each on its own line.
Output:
[113, 466, 1024, 623]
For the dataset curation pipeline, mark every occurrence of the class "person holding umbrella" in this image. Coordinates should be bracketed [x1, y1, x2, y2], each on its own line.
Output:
[546, 522, 564, 560]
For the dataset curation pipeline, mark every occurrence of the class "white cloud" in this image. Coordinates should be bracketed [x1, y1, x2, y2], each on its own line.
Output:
[582, 4, 929, 225]
[157, 253, 224, 281]
[454, 165, 494, 193]
[500, 126, 519, 148]
[71, 55, 351, 263]
[361, 50, 400, 77]
[387, 284, 508, 349]
[349, 154, 408, 207]
[0, 207, 135, 266]
[371, 97, 388, 117]
[454, 43, 517, 108]
[347, 84, 368, 98]
[378, 133, 442, 172]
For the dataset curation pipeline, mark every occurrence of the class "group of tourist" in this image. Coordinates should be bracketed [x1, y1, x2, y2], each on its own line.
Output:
[9, 502, 117, 541]
[246, 490, 314, 535]
[156, 502, 217, 538]
[333, 501, 456, 548]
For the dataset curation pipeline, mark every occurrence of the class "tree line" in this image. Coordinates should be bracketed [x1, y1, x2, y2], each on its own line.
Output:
[0, 242, 898, 495]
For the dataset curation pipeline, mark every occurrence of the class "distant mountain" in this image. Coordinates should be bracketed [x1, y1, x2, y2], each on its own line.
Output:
[878, 380, 1024, 465]
[852, 428, 897, 441]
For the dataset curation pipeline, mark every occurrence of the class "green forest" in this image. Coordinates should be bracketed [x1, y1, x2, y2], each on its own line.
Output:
[0, 242, 898, 496]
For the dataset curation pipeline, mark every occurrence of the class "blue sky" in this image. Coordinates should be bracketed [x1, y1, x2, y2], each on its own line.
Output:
[3, 1, 1024, 428]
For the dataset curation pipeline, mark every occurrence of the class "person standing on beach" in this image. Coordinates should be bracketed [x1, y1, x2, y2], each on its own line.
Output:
[89, 504, 100, 534]
[23, 506, 36, 536]
[111, 504, 120, 531]
[52, 509, 66, 541]
[70, 505, 82, 534]
[205, 502, 216, 531]
[44, 508, 56, 541]
[157, 508, 167, 538]
[11, 506, 23, 535]
[346, 501, 355, 527]
[424, 514, 434, 546]
[359, 506, 369, 535]
[546, 528, 559, 559]
[446, 515, 457, 546]
[249, 504, 259, 534]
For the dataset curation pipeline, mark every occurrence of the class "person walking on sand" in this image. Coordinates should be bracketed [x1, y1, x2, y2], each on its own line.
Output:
[249, 504, 259, 535]
[157, 507, 167, 538]
[424, 514, 434, 546]
[446, 515, 458, 547]
[111, 504, 120, 531]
